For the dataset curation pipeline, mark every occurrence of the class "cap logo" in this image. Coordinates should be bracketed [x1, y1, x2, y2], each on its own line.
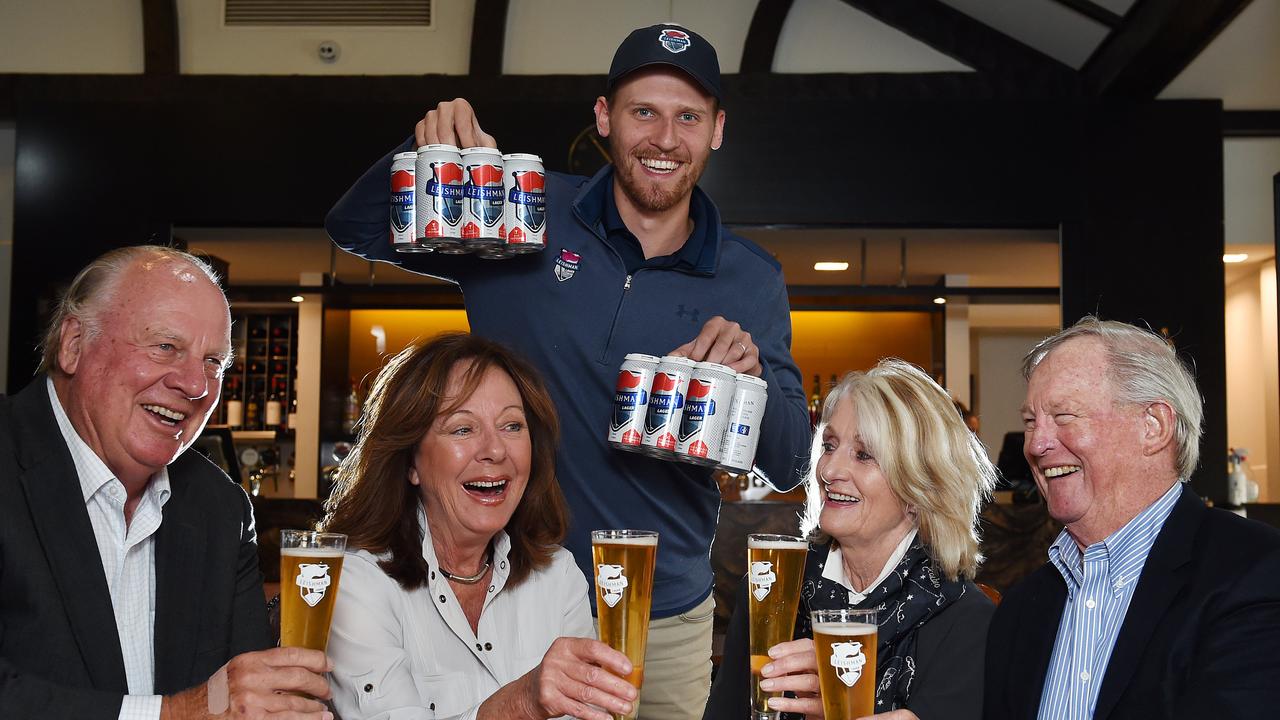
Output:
[658, 28, 690, 54]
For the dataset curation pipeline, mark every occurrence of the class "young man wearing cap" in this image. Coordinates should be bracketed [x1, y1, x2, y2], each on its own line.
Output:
[325, 24, 811, 718]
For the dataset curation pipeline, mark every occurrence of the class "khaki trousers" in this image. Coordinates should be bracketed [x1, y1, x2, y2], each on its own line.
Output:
[597, 594, 715, 720]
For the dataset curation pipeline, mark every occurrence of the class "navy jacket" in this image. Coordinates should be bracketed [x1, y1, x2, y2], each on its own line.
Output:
[0, 378, 272, 718]
[985, 485, 1280, 719]
[325, 141, 811, 617]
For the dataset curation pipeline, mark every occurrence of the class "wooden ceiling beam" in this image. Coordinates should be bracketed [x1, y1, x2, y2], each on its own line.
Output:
[1050, 0, 1123, 29]
[469, 0, 509, 76]
[141, 0, 179, 76]
[741, 0, 795, 73]
[1082, 0, 1255, 98]
[837, 0, 1078, 87]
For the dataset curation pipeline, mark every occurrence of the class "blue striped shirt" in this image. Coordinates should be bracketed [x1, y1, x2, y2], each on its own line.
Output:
[1036, 481, 1184, 720]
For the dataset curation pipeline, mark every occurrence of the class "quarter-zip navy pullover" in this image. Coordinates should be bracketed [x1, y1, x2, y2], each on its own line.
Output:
[325, 140, 811, 618]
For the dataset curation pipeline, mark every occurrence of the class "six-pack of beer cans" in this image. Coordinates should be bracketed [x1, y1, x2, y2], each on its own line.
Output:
[609, 354, 768, 474]
[391, 145, 547, 259]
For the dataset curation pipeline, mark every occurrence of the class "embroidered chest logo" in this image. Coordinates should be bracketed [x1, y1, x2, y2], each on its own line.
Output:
[749, 561, 777, 601]
[295, 563, 333, 607]
[596, 564, 629, 608]
[675, 304, 700, 324]
[829, 641, 868, 687]
[554, 248, 581, 282]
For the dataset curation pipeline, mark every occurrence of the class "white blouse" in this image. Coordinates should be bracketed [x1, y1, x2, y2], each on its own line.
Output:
[327, 518, 595, 720]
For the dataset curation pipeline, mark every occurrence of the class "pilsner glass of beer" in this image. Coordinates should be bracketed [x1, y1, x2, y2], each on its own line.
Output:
[747, 534, 808, 719]
[279, 530, 347, 652]
[811, 608, 878, 719]
[591, 530, 658, 720]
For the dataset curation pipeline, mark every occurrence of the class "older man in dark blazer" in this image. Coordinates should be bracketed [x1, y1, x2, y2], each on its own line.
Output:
[0, 247, 332, 719]
[984, 317, 1280, 720]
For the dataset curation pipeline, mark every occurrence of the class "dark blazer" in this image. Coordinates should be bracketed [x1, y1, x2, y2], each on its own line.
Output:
[985, 485, 1280, 720]
[0, 378, 272, 719]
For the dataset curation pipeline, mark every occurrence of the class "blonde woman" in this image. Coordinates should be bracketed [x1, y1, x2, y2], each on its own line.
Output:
[705, 359, 997, 720]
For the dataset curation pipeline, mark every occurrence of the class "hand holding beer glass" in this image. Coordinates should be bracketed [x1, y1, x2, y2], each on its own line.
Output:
[280, 530, 347, 652]
[811, 609, 878, 719]
[747, 534, 808, 719]
[591, 530, 658, 720]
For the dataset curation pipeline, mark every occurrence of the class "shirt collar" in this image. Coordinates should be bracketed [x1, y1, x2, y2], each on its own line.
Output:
[417, 502, 512, 584]
[822, 528, 918, 603]
[46, 377, 171, 505]
[1048, 481, 1184, 595]
[575, 165, 721, 275]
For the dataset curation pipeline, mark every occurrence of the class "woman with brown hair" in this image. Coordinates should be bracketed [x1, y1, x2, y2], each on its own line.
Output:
[322, 333, 635, 720]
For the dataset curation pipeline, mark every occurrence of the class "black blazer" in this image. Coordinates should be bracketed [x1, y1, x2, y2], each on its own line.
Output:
[984, 485, 1280, 720]
[0, 378, 272, 719]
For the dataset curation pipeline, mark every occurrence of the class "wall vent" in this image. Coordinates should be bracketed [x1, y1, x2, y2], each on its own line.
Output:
[225, 0, 431, 27]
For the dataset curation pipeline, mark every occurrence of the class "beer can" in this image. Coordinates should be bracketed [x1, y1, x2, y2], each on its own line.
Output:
[476, 245, 513, 260]
[675, 362, 737, 465]
[390, 152, 429, 253]
[415, 144, 465, 249]
[717, 374, 770, 474]
[461, 147, 505, 250]
[502, 153, 547, 254]
[608, 353, 660, 451]
[641, 355, 697, 456]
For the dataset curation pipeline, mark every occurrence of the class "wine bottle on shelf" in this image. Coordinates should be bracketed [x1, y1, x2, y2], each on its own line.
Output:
[245, 387, 262, 430]
[342, 377, 361, 436]
[286, 388, 299, 431]
[265, 386, 283, 429]
[808, 374, 821, 427]
[225, 378, 243, 428]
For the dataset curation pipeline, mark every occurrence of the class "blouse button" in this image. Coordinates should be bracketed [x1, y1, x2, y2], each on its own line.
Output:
[500, 561, 506, 569]
[475, 642, 482, 651]
[363, 683, 373, 693]
[430, 570, 436, 580]
[430, 702, 436, 711]
[439, 594, 446, 603]
[488, 584, 495, 593]
[484, 642, 492, 651]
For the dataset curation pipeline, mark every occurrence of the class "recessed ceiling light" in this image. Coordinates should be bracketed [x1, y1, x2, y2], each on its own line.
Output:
[814, 261, 849, 271]
[933, 297, 947, 305]
[1223, 253, 1249, 264]
[291, 295, 305, 303]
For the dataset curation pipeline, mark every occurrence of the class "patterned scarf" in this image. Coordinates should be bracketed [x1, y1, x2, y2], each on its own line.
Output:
[790, 537, 969, 715]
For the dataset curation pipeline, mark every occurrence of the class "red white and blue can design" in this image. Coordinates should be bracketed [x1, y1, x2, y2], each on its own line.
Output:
[390, 152, 425, 253]
[716, 374, 770, 474]
[641, 355, 697, 456]
[415, 144, 465, 248]
[502, 153, 547, 254]
[461, 146, 504, 249]
[676, 362, 737, 465]
[608, 354, 660, 451]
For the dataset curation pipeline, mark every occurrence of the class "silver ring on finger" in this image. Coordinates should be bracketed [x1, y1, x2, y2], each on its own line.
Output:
[737, 341, 748, 355]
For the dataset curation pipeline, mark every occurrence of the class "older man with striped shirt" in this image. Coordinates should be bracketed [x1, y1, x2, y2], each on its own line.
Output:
[984, 317, 1280, 720]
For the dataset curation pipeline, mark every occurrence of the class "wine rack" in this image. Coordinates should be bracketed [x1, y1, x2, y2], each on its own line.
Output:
[214, 311, 299, 433]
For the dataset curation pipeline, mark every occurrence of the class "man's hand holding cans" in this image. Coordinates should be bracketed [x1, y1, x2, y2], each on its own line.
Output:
[415, 98, 496, 150]
[670, 316, 762, 377]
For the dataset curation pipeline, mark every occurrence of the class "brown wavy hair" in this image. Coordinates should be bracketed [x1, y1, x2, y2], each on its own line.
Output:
[320, 333, 567, 590]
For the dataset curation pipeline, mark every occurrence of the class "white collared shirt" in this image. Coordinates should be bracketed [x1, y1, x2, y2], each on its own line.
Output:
[48, 378, 169, 720]
[327, 507, 595, 720]
[821, 529, 918, 605]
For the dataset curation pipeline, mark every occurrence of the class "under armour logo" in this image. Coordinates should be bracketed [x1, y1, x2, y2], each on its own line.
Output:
[675, 305, 700, 323]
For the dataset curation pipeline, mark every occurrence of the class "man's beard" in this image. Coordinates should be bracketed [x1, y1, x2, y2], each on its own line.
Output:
[610, 139, 707, 213]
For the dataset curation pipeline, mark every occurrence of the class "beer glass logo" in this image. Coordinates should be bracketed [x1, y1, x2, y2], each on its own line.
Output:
[749, 561, 777, 601]
[295, 563, 332, 607]
[597, 564, 629, 608]
[829, 641, 867, 688]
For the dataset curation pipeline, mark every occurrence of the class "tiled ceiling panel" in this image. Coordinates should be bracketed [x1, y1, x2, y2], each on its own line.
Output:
[938, 0, 1110, 69]
[775, 0, 973, 73]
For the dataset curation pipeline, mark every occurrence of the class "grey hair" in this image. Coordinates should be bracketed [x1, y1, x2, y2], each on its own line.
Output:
[1022, 316, 1203, 480]
[798, 359, 997, 582]
[38, 245, 223, 376]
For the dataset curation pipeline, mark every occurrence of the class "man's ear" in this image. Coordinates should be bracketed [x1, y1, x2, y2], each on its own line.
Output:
[57, 316, 86, 375]
[1141, 401, 1177, 458]
[711, 108, 725, 151]
[594, 96, 611, 138]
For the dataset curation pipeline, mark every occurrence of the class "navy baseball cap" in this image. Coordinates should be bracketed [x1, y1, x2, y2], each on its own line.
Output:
[607, 24, 722, 100]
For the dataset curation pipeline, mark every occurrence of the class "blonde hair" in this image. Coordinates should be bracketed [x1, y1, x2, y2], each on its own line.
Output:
[38, 245, 222, 376]
[799, 359, 997, 581]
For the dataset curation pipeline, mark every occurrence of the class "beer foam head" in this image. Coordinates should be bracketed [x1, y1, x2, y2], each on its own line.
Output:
[591, 531, 659, 547]
[812, 622, 877, 637]
[748, 536, 807, 551]
[281, 547, 345, 558]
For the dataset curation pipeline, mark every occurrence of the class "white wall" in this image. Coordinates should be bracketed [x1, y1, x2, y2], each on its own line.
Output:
[1225, 261, 1278, 499]
[0, 123, 12, 394]
[0, 0, 143, 73]
[1224, 138, 1280, 250]
[975, 332, 1047, 463]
